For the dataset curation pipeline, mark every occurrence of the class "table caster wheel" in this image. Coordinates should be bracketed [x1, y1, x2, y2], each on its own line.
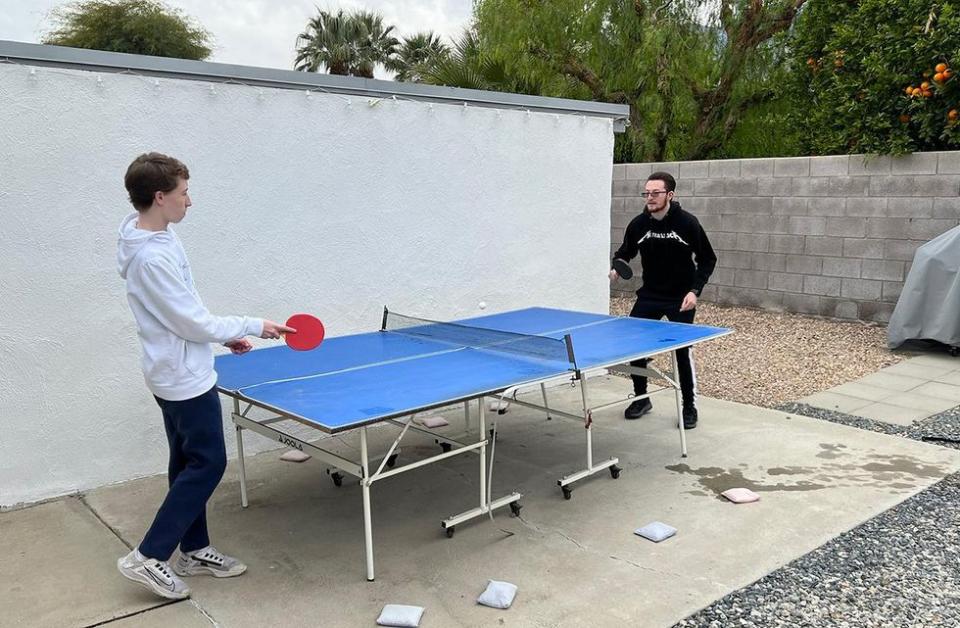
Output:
[610, 465, 622, 479]
[445, 526, 455, 538]
[386, 454, 398, 468]
[440, 442, 452, 453]
[561, 486, 572, 500]
[331, 472, 343, 487]
[509, 501, 522, 517]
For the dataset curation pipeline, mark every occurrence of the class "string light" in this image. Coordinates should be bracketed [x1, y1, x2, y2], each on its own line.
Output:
[7, 59, 615, 130]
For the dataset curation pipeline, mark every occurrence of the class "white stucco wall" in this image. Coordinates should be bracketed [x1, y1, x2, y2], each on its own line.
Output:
[0, 62, 614, 507]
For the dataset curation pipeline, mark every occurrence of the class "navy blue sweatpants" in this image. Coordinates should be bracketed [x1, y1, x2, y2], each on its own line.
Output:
[139, 386, 227, 561]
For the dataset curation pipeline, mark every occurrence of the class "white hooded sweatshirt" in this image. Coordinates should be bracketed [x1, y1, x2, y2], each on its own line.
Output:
[117, 212, 263, 401]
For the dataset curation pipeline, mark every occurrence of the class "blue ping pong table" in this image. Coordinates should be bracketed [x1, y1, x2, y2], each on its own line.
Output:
[216, 306, 731, 580]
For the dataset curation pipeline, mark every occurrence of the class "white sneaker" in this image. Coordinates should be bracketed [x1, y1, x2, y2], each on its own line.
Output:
[173, 545, 247, 578]
[117, 550, 190, 600]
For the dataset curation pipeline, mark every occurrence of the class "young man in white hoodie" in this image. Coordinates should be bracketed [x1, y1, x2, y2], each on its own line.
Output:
[116, 152, 294, 600]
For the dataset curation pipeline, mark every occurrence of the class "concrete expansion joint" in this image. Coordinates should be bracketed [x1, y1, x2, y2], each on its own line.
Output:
[189, 599, 220, 626]
[607, 554, 685, 577]
[516, 516, 588, 550]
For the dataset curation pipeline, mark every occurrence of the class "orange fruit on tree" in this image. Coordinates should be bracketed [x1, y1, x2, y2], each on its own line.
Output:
[905, 85, 914, 95]
[921, 81, 930, 89]
[949, 109, 959, 121]
[945, 69, 954, 79]
[936, 62, 948, 73]
[899, 114, 911, 123]
[923, 90, 933, 97]
[935, 72, 945, 83]
[807, 57, 816, 66]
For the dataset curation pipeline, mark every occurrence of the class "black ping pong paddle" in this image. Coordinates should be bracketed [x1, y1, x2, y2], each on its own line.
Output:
[612, 258, 634, 280]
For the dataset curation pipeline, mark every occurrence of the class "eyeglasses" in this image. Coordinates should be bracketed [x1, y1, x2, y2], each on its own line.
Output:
[640, 190, 669, 198]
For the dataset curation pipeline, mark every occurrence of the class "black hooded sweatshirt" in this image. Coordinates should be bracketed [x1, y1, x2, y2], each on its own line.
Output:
[613, 200, 717, 300]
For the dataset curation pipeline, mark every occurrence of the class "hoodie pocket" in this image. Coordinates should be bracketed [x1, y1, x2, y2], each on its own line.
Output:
[183, 340, 213, 377]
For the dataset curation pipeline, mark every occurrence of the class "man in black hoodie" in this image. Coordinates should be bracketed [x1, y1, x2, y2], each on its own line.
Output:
[610, 171, 717, 429]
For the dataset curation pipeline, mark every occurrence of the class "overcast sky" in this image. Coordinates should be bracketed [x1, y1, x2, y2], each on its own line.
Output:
[1, 1, 474, 73]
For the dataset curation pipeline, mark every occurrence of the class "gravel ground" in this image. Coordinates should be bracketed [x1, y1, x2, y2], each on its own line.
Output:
[613, 296, 960, 628]
[673, 403, 960, 628]
[673, 469, 960, 628]
[610, 298, 904, 408]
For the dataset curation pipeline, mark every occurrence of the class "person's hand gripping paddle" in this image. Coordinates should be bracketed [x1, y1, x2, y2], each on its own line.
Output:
[611, 258, 634, 280]
[283, 314, 325, 351]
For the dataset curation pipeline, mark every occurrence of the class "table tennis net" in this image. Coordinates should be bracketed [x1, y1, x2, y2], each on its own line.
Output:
[383, 311, 573, 365]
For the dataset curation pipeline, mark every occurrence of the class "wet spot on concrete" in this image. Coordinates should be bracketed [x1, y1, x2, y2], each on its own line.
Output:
[861, 455, 945, 479]
[817, 443, 849, 459]
[768, 466, 808, 476]
[665, 464, 826, 498]
[667, 449, 948, 498]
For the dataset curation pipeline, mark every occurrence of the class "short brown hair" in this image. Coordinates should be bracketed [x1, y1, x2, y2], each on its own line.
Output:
[124, 152, 190, 211]
[647, 171, 676, 193]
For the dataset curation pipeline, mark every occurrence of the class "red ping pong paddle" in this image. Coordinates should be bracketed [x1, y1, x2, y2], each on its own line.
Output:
[612, 258, 634, 280]
[284, 314, 325, 351]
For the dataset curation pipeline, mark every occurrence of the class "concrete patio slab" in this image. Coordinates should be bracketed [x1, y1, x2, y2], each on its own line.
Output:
[910, 381, 960, 403]
[801, 356, 960, 426]
[883, 360, 956, 381]
[905, 354, 960, 369]
[828, 381, 898, 403]
[856, 371, 927, 392]
[932, 370, 960, 386]
[0, 498, 178, 627]
[889, 391, 959, 415]
[848, 402, 935, 426]
[797, 390, 873, 414]
[67, 376, 960, 628]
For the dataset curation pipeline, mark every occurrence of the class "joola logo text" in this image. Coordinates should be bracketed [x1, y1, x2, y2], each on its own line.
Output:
[278, 435, 303, 450]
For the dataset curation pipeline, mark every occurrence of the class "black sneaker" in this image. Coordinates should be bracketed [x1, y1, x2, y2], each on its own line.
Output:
[681, 405, 698, 430]
[625, 398, 653, 420]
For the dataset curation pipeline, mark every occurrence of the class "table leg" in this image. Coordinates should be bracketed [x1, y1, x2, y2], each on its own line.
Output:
[360, 426, 375, 581]
[672, 350, 687, 457]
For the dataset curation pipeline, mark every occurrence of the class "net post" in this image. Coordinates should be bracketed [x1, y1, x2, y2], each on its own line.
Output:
[563, 334, 578, 370]
[381, 306, 389, 331]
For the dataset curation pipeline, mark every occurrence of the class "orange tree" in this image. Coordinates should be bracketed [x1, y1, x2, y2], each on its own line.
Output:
[785, 0, 960, 154]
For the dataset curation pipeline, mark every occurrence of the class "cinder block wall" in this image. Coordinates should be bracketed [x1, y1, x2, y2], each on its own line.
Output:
[611, 152, 960, 322]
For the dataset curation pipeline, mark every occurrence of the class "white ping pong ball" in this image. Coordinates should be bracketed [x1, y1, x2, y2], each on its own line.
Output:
[479, 301, 487, 310]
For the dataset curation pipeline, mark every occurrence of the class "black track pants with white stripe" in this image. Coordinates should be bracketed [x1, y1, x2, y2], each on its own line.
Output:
[628, 295, 697, 407]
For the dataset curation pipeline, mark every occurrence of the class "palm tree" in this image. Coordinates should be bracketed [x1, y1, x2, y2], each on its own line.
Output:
[392, 32, 450, 82]
[294, 8, 399, 78]
[351, 10, 400, 79]
[418, 29, 544, 94]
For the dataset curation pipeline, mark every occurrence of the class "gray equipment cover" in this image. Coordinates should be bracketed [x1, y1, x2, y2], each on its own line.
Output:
[887, 224, 960, 349]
